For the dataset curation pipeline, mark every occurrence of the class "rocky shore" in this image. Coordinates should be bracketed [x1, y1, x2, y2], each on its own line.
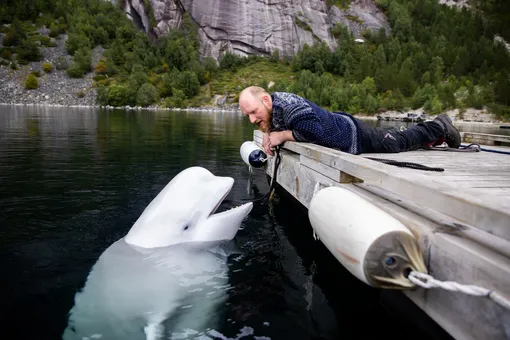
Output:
[0, 29, 103, 107]
[371, 107, 504, 123]
[0, 27, 241, 112]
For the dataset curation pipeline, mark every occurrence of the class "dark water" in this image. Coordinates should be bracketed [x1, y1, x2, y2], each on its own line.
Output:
[0, 106, 458, 340]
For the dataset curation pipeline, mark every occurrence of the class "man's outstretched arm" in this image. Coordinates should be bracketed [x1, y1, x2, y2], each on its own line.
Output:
[262, 131, 295, 155]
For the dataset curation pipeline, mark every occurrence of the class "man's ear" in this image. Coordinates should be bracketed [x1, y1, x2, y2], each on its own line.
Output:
[262, 94, 271, 108]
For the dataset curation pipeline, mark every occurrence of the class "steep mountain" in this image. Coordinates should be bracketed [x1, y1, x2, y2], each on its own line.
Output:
[123, 0, 390, 60]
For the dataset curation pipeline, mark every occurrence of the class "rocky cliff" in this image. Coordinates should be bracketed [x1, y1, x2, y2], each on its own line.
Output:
[123, 0, 390, 60]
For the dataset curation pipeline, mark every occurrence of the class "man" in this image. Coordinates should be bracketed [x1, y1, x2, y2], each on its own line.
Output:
[238, 86, 461, 156]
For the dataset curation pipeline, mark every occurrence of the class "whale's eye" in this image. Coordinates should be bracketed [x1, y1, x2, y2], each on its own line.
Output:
[183, 225, 189, 231]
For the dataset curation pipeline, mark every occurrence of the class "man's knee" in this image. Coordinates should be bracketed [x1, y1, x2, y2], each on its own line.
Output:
[380, 131, 400, 153]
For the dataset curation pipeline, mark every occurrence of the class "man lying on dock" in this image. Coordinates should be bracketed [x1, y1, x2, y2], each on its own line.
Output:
[238, 86, 461, 156]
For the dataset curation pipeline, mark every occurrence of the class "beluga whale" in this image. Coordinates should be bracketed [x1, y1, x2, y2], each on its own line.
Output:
[63, 166, 253, 340]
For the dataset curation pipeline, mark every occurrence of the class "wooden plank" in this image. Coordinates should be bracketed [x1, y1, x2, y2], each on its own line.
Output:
[463, 132, 510, 146]
[440, 176, 510, 182]
[428, 172, 510, 177]
[445, 182, 510, 188]
[476, 188, 510, 196]
[300, 154, 342, 182]
[300, 155, 363, 183]
[254, 130, 510, 242]
[405, 233, 510, 340]
[356, 182, 510, 258]
[264, 147, 510, 340]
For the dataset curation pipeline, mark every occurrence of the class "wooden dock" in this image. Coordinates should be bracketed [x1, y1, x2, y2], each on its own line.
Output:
[253, 130, 510, 340]
[461, 131, 510, 147]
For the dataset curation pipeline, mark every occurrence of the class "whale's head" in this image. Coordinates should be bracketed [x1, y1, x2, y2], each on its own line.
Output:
[124, 167, 253, 248]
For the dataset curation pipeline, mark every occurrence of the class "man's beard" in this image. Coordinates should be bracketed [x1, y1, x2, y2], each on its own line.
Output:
[258, 109, 272, 133]
[258, 122, 269, 133]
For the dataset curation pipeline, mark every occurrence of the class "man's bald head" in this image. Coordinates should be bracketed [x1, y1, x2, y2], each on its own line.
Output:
[239, 86, 268, 103]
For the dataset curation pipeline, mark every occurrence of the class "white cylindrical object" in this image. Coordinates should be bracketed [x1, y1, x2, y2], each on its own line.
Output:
[240, 141, 267, 168]
[308, 185, 415, 286]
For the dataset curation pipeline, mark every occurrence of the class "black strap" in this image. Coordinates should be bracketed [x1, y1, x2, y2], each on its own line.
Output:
[252, 146, 282, 205]
[364, 157, 445, 172]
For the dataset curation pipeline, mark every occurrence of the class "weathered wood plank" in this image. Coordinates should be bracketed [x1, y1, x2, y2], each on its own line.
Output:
[440, 177, 510, 182]
[300, 155, 363, 183]
[254, 133, 263, 145]
[254, 130, 510, 243]
[463, 132, 510, 146]
[427, 172, 510, 177]
[291, 148, 510, 239]
[405, 233, 510, 340]
[263, 146, 510, 340]
[476, 188, 510, 196]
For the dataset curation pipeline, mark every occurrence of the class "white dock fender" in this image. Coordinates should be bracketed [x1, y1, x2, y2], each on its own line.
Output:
[240, 141, 267, 168]
[308, 184, 427, 289]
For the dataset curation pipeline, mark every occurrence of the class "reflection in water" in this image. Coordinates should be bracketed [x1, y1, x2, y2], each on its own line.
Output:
[62, 240, 234, 340]
[0, 106, 456, 340]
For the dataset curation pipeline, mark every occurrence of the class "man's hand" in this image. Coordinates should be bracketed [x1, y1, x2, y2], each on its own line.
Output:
[263, 131, 295, 156]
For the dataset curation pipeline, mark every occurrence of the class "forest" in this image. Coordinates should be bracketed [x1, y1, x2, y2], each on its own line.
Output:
[1, 0, 509, 119]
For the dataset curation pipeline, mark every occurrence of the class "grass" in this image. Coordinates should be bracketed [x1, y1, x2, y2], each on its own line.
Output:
[294, 16, 312, 32]
[328, 0, 352, 10]
[346, 15, 364, 24]
[207, 60, 296, 102]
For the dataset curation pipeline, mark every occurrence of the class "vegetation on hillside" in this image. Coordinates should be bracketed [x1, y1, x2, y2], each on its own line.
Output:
[1, 0, 509, 119]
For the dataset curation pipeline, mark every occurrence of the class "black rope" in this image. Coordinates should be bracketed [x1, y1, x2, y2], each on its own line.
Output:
[252, 146, 282, 205]
[364, 157, 445, 172]
[362, 143, 484, 171]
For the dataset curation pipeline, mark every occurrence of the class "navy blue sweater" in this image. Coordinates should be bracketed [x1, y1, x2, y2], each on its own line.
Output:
[270, 92, 362, 154]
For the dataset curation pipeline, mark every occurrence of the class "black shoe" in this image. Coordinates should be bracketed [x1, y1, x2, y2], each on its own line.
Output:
[434, 114, 461, 148]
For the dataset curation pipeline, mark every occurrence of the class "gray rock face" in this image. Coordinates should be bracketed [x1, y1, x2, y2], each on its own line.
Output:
[125, 0, 390, 60]
[124, 0, 151, 33]
[330, 0, 391, 38]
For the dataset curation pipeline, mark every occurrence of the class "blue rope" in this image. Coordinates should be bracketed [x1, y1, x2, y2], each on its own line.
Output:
[460, 143, 510, 155]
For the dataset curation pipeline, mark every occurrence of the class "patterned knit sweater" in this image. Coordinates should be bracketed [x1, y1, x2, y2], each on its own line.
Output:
[270, 92, 362, 154]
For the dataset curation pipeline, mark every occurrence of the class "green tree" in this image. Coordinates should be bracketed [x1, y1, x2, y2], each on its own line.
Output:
[74, 47, 92, 73]
[136, 83, 158, 107]
[175, 71, 200, 98]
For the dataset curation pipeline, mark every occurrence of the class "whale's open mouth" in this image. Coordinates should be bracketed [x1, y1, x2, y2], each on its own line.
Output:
[208, 185, 252, 219]
[209, 187, 232, 217]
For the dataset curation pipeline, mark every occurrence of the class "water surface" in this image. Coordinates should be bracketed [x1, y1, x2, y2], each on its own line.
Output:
[0, 106, 461, 340]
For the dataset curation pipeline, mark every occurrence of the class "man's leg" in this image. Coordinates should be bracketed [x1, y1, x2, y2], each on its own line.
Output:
[394, 120, 444, 151]
[356, 114, 460, 153]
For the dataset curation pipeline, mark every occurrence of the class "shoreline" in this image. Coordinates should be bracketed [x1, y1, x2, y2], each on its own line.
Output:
[1, 102, 508, 126]
[0, 102, 240, 113]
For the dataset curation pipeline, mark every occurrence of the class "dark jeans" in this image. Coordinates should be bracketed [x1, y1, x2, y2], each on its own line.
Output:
[355, 118, 444, 153]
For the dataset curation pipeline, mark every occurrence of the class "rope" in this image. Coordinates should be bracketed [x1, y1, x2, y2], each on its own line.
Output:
[251, 146, 282, 205]
[364, 157, 445, 172]
[408, 271, 510, 311]
[421, 143, 481, 152]
[460, 143, 510, 155]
